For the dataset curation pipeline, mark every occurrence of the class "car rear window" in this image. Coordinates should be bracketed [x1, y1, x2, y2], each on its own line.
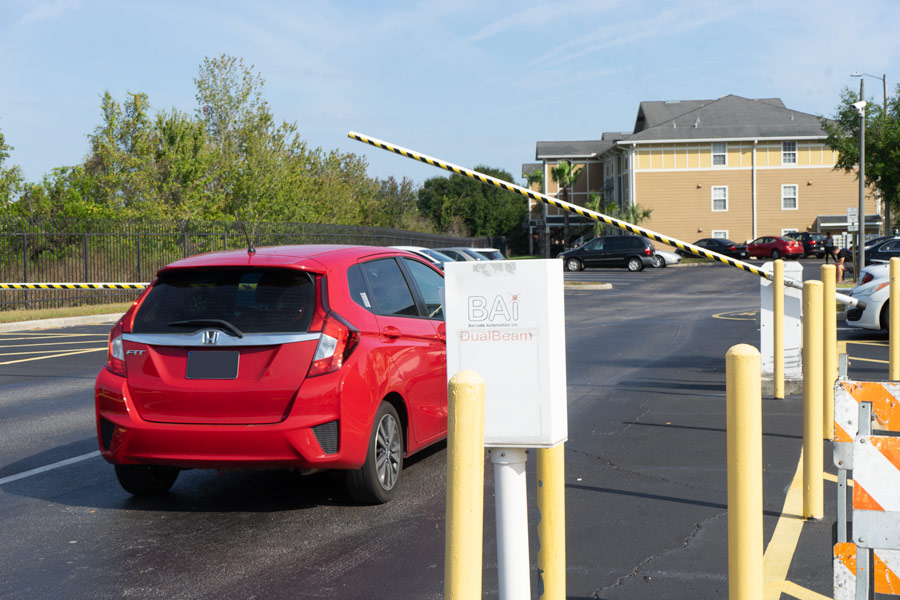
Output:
[133, 268, 316, 334]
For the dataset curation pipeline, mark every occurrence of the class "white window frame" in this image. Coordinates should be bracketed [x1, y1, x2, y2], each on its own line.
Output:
[711, 142, 727, 167]
[711, 186, 728, 212]
[782, 141, 797, 165]
[781, 184, 798, 210]
[781, 228, 798, 235]
[712, 230, 729, 239]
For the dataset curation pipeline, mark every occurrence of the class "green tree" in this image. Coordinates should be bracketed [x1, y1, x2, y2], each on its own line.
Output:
[584, 192, 653, 237]
[85, 91, 158, 211]
[418, 166, 527, 239]
[1, 131, 25, 210]
[549, 160, 582, 251]
[821, 86, 900, 233]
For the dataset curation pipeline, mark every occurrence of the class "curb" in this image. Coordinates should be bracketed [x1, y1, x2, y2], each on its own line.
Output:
[0, 313, 123, 333]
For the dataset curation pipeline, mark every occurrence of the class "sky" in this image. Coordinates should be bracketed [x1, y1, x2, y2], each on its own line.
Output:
[2, 0, 899, 188]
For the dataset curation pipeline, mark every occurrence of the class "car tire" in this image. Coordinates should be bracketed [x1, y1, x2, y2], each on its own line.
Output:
[346, 402, 404, 504]
[114, 465, 179, 496]
[771, 250, 781, 259]
[626, 257, 643, 272]
[881, 302, 890, 331]
[651, 255, 665, 268]
[565, 258, 582, 272]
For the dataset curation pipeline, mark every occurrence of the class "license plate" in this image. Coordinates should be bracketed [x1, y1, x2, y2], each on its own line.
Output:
[186, 351, 239, 379]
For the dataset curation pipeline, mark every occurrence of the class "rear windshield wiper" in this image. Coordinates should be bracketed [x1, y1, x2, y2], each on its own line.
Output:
[166, 319, 244, 338]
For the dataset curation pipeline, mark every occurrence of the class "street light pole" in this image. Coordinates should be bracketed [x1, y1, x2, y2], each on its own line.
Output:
[858, 78, 866, 277]
[853, 71, 888, 234]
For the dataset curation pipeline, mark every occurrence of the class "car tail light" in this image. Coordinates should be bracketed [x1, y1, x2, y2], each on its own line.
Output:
[728, 245, 736, 251]
[643, 246, 652, 256]
[307, 313, 359, 377]
[106, 318, 127, 377]
[861, 272, 875, 285]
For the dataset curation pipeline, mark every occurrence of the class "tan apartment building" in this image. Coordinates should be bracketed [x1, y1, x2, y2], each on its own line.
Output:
[529, 95, 878, 252]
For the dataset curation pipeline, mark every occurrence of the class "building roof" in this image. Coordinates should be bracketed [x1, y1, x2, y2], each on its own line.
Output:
[535, 140, 614, 160]
[632, 98, 785, 132]
[623, 95, 824, 143]
[521, 162, 541, 176]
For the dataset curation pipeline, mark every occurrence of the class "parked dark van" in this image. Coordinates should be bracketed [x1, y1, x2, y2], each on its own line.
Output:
[558, 235, 655, 272]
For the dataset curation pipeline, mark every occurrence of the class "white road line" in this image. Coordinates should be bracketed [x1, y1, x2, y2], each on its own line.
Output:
[0, 451, 101, 485]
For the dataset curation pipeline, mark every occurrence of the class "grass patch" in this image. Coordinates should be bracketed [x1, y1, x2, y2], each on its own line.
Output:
[0, 302, 131, 324]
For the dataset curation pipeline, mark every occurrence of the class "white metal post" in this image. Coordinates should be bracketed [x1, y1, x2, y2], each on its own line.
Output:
[491, 447, 531, 600]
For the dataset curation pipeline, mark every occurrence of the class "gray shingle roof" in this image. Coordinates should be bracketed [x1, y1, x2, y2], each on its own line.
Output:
[633, 97, 785, 132]
[535, 140, 615, 160]
[521, 162, 541, 176]
[624, 95, 824, 142]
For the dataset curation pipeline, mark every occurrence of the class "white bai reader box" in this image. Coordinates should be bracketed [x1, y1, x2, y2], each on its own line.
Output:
[444, 259, 567, 448]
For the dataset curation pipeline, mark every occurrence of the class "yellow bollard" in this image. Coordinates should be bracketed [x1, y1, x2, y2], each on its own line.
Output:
[726, 344, 763, 600]
[802, 281, 824, 520]
[537, 444, 566, 600]
[773, 260, 785, 400]
[891, 258, 900, 380]
[822, 264, 837, 440]
[444, 371, 486, 600]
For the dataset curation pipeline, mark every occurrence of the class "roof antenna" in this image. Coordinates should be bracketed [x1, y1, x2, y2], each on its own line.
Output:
[694, 115, 701, 128]
[236, 220, 256, 255]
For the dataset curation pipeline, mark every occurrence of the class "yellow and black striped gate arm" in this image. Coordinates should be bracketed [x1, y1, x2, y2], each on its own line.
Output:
[348, 131, 862, 309]
[0, 283, 149, 290]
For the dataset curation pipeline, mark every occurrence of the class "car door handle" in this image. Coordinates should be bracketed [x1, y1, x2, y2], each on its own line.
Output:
[381, 326, 402, 339]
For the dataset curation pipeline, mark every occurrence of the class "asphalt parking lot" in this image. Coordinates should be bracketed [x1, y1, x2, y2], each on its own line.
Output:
[0, 259, 894, 599]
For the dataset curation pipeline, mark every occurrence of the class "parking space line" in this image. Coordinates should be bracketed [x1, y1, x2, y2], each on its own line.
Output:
[0, 340, 111, 349]
[0, 347, 106, 365]
[780, 580, 831, 600]
[0, 451, 100, 485]
[763, 451, 805, 599]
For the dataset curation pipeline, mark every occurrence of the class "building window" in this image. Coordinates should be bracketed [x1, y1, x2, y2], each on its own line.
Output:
[712, 230, 729, 239]
[712, 142, 726, 166]
[782, 141, 797, 165]
[782, 184, 798, 210]
[711, 186, 728, 212]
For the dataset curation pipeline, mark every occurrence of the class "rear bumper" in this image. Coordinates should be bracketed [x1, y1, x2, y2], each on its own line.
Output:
[95, 368, 367, 470]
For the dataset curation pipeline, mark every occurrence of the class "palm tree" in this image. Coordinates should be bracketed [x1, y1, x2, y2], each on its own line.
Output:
[549, 160, 582, 251]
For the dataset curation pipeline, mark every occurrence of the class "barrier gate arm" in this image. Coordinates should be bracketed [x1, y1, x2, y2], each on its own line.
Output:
[348, 131, 864, 310]
[0, 283, 149, 290]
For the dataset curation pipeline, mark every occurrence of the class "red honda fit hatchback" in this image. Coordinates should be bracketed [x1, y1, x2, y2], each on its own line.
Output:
[95, 245, 448, 503]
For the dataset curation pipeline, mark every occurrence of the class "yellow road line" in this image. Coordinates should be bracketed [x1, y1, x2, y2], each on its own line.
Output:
[0, 348, 103, 358]
[847, 356, 889, 365]
[0, 340, 112, 349]
[763, 452, 806, 599]
[823, 471, 853, 486]
[780, 579, 832, 600]
[0, 347, 106, 365]
[843, 340, 888, 347]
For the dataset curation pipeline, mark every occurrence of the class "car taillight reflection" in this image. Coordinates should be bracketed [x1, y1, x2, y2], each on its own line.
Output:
[307, 313, 360, 377]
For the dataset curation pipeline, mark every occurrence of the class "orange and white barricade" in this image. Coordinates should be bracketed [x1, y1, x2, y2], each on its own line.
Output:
[833, 382, 900, 598]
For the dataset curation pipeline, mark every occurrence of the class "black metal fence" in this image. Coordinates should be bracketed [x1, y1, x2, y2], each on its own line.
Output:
[0, 217, 501, 311]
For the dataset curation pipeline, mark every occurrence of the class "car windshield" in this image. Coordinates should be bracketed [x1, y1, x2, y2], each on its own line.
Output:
[133, 267, 316, 334]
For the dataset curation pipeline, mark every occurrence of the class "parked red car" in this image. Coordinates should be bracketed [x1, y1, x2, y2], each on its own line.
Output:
[747, 236, 804, 260]
[95, 245, 447, 503]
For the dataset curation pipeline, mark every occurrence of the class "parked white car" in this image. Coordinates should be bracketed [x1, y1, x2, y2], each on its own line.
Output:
[390, 246, 455, 268]
[652, 249, 681, 268]
[846, 263, 891, 331]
